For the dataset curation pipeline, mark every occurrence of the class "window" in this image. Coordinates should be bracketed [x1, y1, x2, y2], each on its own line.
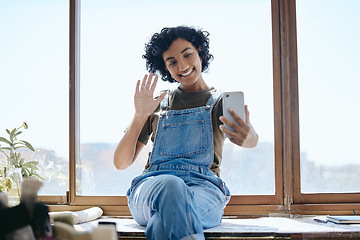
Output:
[77, 0, 276, 200]
[0, 1, 69, 196]
[296, 0, 360, 198]
[3, 0, 358, 216]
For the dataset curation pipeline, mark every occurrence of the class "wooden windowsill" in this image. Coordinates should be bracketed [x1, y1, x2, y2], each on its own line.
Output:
[71, 215, 360, 240]
[47, 203, 360, 217]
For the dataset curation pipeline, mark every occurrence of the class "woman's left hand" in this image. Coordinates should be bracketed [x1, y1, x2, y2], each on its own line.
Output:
[219, 105, 258, 148]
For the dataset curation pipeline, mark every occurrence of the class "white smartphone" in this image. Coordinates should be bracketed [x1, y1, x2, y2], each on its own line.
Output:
[222, 91, 245, 137]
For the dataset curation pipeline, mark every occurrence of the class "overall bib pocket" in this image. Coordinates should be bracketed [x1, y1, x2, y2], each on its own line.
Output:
[160, 120, 205, 157]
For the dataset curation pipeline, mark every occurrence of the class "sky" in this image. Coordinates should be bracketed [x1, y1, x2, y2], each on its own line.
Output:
[296, 0, 360, 165]
[1, 0, 359, 168]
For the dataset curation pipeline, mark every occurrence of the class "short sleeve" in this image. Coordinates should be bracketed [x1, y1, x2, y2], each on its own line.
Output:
[213, 95, 224, 127]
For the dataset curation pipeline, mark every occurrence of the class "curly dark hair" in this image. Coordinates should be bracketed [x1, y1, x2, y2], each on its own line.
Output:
[142, 26, 214, 83]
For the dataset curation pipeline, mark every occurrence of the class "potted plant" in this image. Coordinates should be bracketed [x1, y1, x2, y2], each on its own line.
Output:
[0, 122, 43, 203]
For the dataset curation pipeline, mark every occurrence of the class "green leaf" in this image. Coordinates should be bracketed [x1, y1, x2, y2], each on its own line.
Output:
[15, 153, 21, 162]
[8, 157, 17, 166]
[25, 161, 38, 165]
[14, 131, 22, 138]
[32, 173, 45, 180]
[14, 145, 26, 150]
[19, 140, 35, 151]
[6, 129, 10, 135]
[0, 137, 11, 146]
[22, 168, 30, 177]
[23, 161, 39, 168]
[22, 163, 31, 168]
[9, 128, 17, 142]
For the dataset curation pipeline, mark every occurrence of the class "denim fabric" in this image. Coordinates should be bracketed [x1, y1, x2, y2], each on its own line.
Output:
[127, 91, 230, 240]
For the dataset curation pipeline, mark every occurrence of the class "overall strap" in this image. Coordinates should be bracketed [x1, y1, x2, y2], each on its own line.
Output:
[206, 90, 223, 107]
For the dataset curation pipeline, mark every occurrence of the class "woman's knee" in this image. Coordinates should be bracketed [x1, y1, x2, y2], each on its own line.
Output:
[151, 175, 192, 205]
[157, 175, 186, 190]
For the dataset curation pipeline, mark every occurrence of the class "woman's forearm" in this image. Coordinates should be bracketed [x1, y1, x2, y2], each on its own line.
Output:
[113, 114, 148, 170]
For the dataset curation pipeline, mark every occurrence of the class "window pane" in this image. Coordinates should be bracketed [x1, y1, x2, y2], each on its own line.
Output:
[0, 1, 69, 195]
[297, 0, 360, 193]
[78, 0, 274, 196]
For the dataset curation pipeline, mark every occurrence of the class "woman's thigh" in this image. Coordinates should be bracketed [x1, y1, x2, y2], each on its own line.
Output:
[188, 180, 228, 229]
[128, 174, 227, 229]
[127, 174, 189, 226]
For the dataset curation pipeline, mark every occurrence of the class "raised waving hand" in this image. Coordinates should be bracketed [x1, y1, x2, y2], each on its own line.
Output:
[134, 72, 167, 117]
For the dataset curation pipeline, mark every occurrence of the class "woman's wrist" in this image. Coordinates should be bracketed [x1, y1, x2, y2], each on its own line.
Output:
[242, 125, 258, 148]
[134, 113, 150, 122]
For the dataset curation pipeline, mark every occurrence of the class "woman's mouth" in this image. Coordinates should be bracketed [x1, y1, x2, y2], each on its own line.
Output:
[179, 68, 194, 77]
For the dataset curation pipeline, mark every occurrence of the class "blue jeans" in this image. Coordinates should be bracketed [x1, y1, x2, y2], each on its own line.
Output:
[128, 174, 228, 240]
[127, 91, 230, 240]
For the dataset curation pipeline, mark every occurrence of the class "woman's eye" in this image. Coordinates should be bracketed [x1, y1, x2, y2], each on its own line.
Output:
[168, 61, 176, 66]
[184, 53, 192, 58]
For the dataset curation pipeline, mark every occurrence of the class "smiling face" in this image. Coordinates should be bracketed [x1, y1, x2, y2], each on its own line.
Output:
[162, 38, 208, 92]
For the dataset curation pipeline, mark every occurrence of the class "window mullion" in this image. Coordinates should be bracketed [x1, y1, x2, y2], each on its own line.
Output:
[69, 0, 81, 206]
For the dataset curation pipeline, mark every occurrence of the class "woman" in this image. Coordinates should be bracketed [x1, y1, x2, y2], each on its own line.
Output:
[114, 26, 258, 240]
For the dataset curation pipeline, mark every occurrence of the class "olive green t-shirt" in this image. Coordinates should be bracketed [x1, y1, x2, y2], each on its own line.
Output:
[138, 86, 226, 177]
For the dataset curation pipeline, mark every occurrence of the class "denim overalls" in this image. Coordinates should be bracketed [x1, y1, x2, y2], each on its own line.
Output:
[127, 90, 231, 240]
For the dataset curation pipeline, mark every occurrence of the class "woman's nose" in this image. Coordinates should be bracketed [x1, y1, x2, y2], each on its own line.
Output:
[178, 59, 189, 71]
